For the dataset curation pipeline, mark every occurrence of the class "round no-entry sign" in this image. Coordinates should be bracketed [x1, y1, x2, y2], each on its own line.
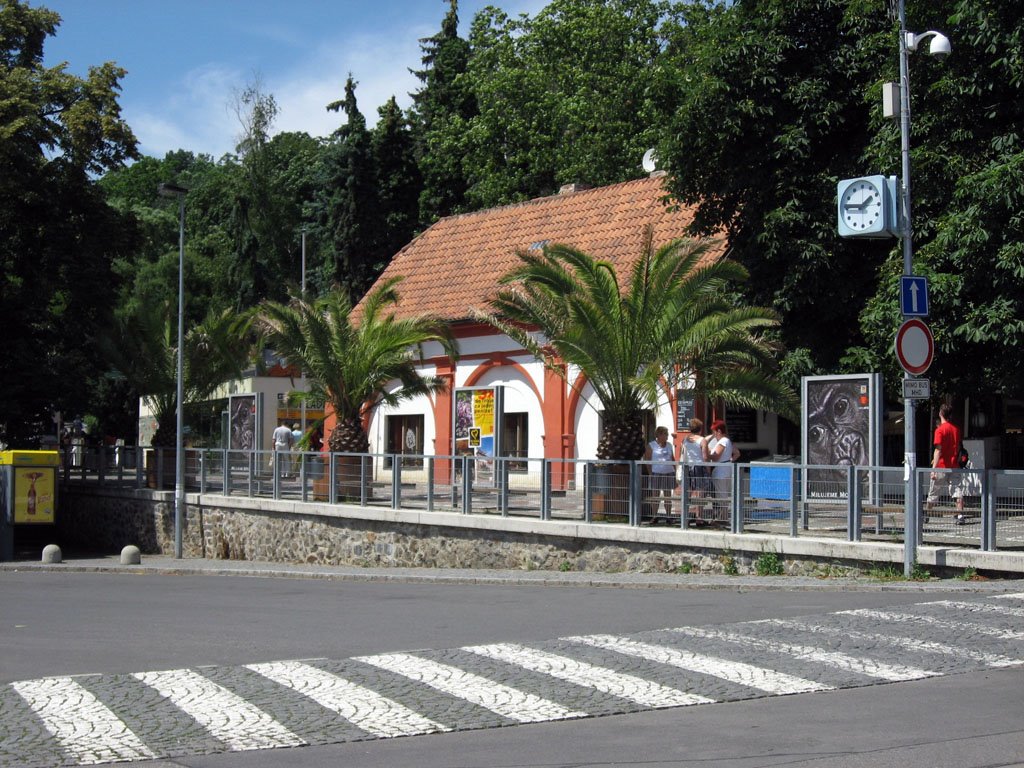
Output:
[894, 318, 934, 375]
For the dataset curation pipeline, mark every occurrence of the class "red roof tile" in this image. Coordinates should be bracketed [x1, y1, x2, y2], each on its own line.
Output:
[363, 176, 725, 322]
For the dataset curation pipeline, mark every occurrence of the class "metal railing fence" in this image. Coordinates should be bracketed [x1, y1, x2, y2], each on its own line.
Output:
[59, 447, 1024, 553]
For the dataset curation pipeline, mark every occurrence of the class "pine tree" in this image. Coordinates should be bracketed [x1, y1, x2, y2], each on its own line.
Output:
[410, 0, 476, 225]
[372, 97, 422, 260]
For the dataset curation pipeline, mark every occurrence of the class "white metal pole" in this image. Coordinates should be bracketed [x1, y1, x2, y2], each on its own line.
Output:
[898, 0, 917, 576]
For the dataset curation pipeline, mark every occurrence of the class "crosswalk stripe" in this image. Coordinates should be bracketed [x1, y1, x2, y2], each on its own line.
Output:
[354, 652, 587, 723]
[246, 660, 450, 737]
[839, 608, 1024, 641]
[462, 643, 714, 708]
[929, 600, 1024, 618]
[667, 625, 935, 682]
[132, 668, 304, 751]
[10, 677, 155, 765]
[762, 618, 1023, 668]
[990, 593, 1024, 601]
[566, 634, 829, 694]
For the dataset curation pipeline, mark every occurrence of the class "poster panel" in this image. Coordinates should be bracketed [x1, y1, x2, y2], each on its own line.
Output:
[229, 394, 260, 451]
[453, 387, 501, 487]
[801, 374, 881, 502]
[14, 467, 55, 524]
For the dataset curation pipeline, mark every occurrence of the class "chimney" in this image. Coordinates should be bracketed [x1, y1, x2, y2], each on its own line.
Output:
[558, 182, 592, 195]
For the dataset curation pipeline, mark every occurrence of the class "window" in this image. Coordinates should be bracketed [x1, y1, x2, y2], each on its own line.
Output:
[502, 412, 529, 471]
[385, 415, 424, 468]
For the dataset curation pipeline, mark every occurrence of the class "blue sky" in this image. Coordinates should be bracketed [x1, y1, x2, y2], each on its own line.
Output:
[38, 0, 548, 159]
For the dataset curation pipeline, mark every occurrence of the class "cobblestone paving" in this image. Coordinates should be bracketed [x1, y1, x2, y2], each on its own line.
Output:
[2, 593, 1022, 767]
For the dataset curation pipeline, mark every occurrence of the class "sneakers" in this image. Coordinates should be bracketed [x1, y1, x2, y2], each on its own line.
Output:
[955, 514, 967, 526]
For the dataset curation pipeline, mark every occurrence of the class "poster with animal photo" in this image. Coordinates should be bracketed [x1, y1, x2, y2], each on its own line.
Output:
[801, 374, 882, 502]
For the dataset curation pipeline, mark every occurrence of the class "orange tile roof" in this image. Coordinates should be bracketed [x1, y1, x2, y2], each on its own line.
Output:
[365, 175, 725, 322]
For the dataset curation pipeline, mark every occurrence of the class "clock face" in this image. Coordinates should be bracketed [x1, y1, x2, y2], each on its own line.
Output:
[840, 180, 883, 231]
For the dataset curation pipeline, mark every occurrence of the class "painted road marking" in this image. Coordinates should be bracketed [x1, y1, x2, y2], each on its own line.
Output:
[840, 608, 1024, 641]
[928, 599, 1024, 618]
[354, 652, 587, 723]
[763, 618, 1023, 668]
[132, 668, 304, 751]
[566, 634, 830, 695]
[462, 642, 714, 708]
[667, 625, 936, 682]
[247, 660, 449, 737]
[10, 677, 155, 765]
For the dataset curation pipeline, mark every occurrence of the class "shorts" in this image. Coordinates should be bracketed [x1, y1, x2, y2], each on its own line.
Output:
[926, 472, 953, 504]
[647, 472, 677, 492]
[687, 465, 711, 492]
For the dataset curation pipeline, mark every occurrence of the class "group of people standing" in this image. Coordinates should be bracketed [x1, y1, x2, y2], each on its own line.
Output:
[643, 418, 740, 522]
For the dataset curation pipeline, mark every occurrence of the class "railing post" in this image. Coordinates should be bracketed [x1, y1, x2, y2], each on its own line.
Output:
[850, 466, 863, 542]
[981, 469, 995, 551]
[221, 449, 229, 494]
[135, 447, 144, 488]
[199, 449, 207, 494]
[360, 454, 369, 506]
[629, 461, 641, 526]
[679, 464, 690, 529]
[731, 464, 741, 534]
[499, 458, 510, 517]
[392, 454, 401, 510]
[273, 451, 281, 500]
[300, 451, 308, 503]
[328, 452, 337, 503]
[247, 452, 255, 497]
[790, 465, 800, 537]
[584, 462, 593, 523]
[461, 456, 471, 514]
[426, 457, 435, 512]
[541, 460, 552, 521]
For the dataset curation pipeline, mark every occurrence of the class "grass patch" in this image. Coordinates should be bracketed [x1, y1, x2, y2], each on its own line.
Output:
[720, 550, 739, 576]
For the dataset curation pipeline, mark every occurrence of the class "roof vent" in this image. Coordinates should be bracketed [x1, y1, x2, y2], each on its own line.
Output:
[558, 182, 591, 195]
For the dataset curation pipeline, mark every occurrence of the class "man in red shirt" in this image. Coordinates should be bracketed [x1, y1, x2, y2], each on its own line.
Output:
[926, 403, 963, 515]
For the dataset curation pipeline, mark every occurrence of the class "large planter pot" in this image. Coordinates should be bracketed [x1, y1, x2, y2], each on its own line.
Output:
[592, 463, 630, 520]
[312, 455, 373, 502]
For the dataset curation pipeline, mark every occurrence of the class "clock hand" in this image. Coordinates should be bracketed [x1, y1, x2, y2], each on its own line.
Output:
[847, 195, 876, 210]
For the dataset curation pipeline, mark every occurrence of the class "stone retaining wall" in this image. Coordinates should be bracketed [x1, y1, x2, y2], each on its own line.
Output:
[56, 486, 898, 577]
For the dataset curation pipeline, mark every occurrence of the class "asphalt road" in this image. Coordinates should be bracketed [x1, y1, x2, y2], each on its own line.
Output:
[1, 564, 1022, 767]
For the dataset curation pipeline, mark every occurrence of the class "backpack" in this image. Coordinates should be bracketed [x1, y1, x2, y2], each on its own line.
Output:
[957, 445, 970, 468]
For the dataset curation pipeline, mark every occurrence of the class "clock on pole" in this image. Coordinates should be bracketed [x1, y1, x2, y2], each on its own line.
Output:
[837, 176, 901, 238]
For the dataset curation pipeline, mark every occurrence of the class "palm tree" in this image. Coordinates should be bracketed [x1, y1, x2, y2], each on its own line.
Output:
[479, 230, 797, 461]
[251, 277, 458, 455]
[103, 306, 251, 447]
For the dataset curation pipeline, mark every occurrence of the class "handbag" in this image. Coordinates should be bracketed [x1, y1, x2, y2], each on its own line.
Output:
[957, 445, 970, 468]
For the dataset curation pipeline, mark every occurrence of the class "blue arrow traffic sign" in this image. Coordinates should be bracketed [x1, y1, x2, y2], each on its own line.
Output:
[900, 275, 929, 317]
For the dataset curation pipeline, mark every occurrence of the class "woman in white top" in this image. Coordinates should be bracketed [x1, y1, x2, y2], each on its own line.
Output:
[708, 419, 739, 521]
[682, 418, 710, 499]
[643, 426, 677, 519]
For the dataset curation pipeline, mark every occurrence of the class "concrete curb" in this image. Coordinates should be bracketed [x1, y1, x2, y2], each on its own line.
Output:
[2, 556, 1020, 593]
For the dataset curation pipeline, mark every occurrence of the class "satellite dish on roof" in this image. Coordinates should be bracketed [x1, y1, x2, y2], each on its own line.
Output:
[641, 148, 658, 173]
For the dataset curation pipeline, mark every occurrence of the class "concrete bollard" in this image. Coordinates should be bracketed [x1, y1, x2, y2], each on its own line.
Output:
[120, 545, 142, 565]
[41, 544, 62, 564]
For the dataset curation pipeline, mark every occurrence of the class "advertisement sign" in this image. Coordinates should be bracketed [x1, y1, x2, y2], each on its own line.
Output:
[801, 374, 882, 502]
[228, 394, 260, 451]
[14, 467, 55, 524]
[453, 387, 502, 486]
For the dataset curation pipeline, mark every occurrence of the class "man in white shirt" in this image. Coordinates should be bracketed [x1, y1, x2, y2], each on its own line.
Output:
[272, 420, 294, 477]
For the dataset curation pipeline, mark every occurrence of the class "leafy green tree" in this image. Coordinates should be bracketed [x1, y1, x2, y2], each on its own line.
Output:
[656, 0, 892, 380]
[251, 278, 458, 455]
[410, 0, 476, 224]
[480, 233, 796, 461]
[0, 0, 138, 444]
[459, 0, 669, 208]
[856, 0, 1024, 405]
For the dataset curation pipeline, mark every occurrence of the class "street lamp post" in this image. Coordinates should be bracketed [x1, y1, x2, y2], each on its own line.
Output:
[895, 0, 950, 575]
[157, 182, 188, 559]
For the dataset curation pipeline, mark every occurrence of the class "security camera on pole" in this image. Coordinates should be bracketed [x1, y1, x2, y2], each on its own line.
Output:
[835, 1, 949, 576]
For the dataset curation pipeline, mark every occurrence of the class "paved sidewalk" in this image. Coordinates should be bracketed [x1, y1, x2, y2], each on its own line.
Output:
[2, 553, 1021, 592]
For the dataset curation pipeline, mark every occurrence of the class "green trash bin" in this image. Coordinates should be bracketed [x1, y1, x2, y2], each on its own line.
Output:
[0, 450, 59, 561]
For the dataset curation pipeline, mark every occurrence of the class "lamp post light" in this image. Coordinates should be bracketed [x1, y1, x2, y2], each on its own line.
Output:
[895, 0, 950, 575]
[157, 181, 188, 559]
